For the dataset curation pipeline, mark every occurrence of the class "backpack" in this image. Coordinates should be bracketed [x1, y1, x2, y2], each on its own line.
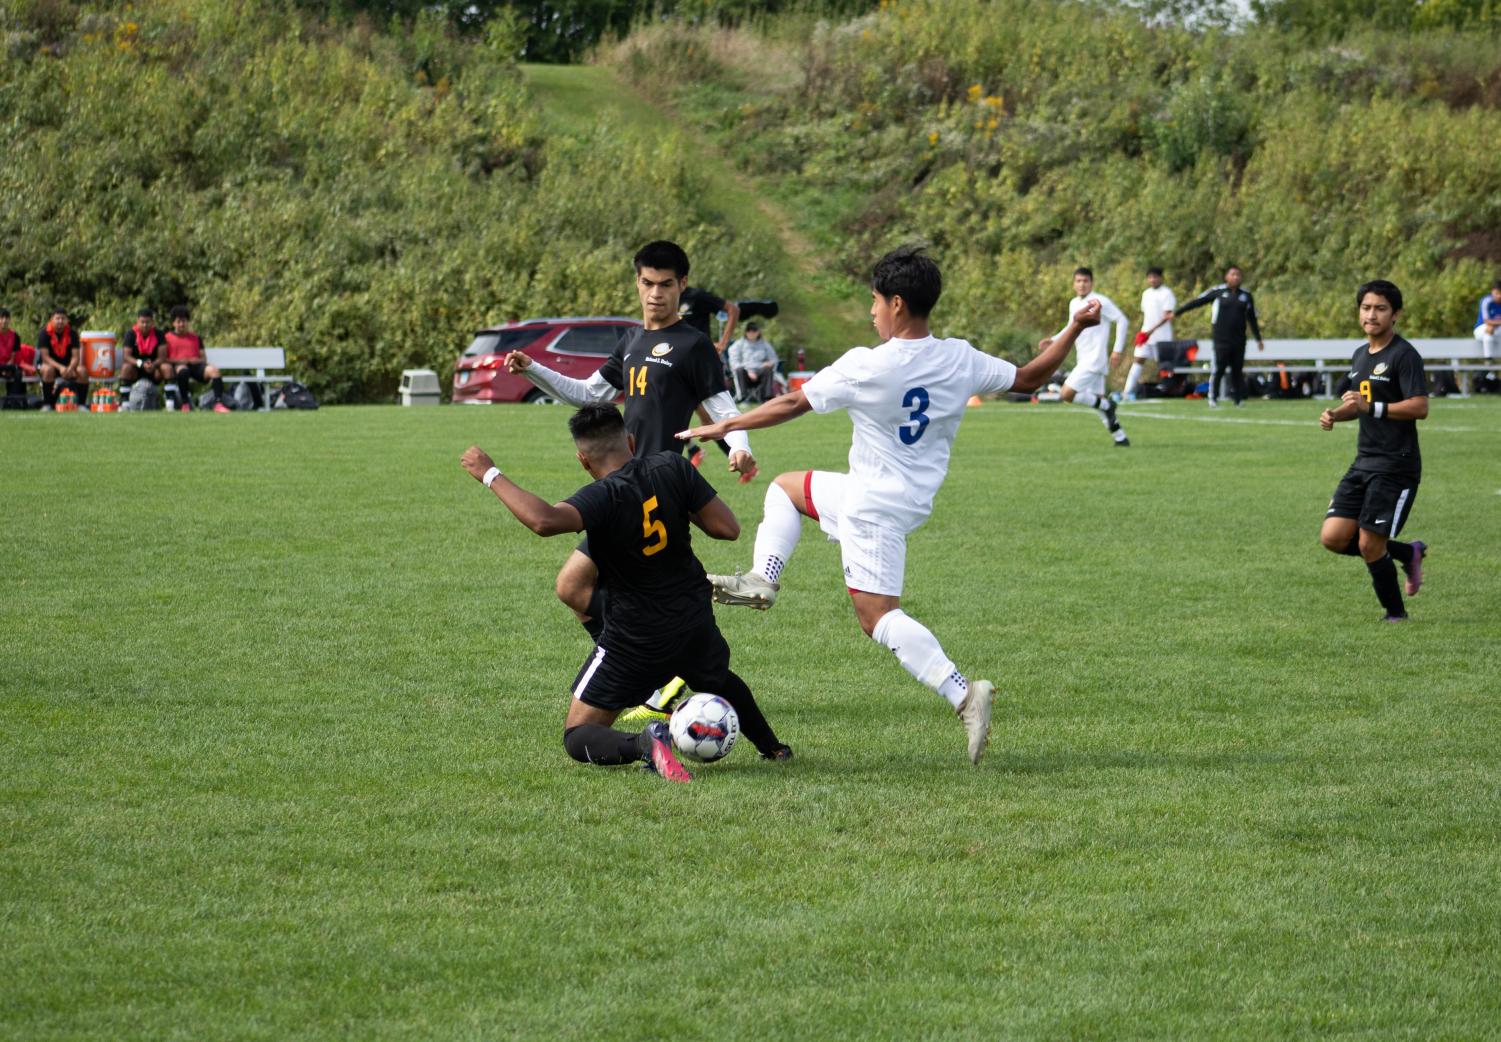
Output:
[272, 381, 318, 410]
[124, 378, 158, 412]
[232, 382, 264, 411]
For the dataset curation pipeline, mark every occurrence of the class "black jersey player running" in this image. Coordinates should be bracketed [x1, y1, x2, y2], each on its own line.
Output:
[1317, 279, 1429, 622]
[461, 404, 790, 782]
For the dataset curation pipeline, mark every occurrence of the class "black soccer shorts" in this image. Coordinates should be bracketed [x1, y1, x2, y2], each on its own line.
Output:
[569, 620, 731, 712]
[1327, 466, 1419, 539]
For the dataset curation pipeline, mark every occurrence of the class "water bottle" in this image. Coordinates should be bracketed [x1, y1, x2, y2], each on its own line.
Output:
[796, 348, 807, 371]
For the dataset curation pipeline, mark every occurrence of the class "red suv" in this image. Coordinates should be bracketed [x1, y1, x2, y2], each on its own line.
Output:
[452, 317, 641, 404]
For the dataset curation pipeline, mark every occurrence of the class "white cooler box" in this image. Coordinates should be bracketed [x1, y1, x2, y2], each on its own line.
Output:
[399, 368, 441, 406]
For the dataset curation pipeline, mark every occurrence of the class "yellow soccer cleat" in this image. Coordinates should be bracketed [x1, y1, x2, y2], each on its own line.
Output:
[618, 676, 691, 726]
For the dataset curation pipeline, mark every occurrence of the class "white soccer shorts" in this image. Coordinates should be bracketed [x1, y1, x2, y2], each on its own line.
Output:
[1133, 341, 1161, 362]
[1063, 368, 1107, 397]
[805, 470, 907, 597]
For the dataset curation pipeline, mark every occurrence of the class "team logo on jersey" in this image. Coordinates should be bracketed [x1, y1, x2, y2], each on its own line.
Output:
[1372, 363, 1388, 376]
[651, 343, 673, 357]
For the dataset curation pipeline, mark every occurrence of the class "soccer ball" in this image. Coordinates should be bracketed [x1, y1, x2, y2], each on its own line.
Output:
[668, 693, 740, 763]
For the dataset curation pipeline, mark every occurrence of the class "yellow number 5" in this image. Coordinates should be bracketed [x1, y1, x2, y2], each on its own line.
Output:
[1359, 379, 1372, 403]
[641, 496, 667, 556]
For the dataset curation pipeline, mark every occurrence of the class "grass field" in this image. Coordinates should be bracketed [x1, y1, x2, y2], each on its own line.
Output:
[4, 398, 1500, 1041]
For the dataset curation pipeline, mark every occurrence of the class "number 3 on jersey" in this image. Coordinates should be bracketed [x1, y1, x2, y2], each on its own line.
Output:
[641, 496, 667, 556]
[899, 386, 930, 445]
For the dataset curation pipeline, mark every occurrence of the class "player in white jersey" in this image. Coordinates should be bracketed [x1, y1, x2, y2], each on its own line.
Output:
[1057, 267, 1130, 446]
[1126, 266, 1176, 400]
[676, 246, 1103, 764]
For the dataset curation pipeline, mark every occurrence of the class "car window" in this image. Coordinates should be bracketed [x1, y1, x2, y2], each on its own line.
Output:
[463, 329, 544, 357]
[551, 325, 629, 356]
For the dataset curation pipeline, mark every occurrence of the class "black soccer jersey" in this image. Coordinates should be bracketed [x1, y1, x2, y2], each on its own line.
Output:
[597, 322, 726, 456]
[1347, 334, 1426, 477]
[565, 452, 718, 648]
[1175, 284, 1262, 345]
[677, 286, 727, 339]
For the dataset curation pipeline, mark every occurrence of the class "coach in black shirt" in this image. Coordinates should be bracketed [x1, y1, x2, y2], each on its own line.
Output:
[460, 404, 791, 781]
[1317, 279, 1429, 622]
[1171, 265, 1264, 407]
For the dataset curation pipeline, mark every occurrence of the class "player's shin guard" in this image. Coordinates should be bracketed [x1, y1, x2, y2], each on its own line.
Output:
[579, 588, 605, 641]
[871, 609, 967, 709]
[752, 481, 802, 584]
[716, 670, 783, 755]
[563, 724, 649, 766]
[1386, 540, 1415, 567]
[1366, 554, 1406, 617]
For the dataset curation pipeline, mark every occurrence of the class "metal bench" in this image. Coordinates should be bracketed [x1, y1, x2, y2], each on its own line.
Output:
[1181, 338, 1491, 398]
[204, 347, 291, 410]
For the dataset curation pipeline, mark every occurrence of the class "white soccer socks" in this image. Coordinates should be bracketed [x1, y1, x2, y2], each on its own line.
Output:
[1124, 362, 1143, 398]
[751, 481, 803, 584]
[871, 609, 968, 709]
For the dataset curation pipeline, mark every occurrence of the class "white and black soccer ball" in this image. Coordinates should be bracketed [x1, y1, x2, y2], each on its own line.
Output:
[668, 693, 740, 763]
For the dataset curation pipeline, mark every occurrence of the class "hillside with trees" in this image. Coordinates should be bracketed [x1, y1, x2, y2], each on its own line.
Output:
[2, 0, 1498, 400]
[604, 0, 1501, 355]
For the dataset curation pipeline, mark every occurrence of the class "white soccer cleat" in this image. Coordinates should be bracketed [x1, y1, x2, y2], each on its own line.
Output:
[707, 571, 779, 610]
[956, 680, 995, 765]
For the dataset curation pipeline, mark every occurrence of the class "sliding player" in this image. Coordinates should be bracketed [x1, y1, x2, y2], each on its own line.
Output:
[461, 404, 790, 782]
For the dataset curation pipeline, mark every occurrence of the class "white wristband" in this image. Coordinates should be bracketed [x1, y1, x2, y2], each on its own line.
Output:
[481, 466, 502, 488]
[1373, 402, 1385, 419]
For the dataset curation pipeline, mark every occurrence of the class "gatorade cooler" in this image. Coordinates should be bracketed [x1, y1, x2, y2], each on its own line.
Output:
[787, 370, 815, 392]
[82, 330, 118, 380]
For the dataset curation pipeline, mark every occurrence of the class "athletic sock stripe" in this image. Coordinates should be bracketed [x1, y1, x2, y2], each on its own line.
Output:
[1390, 487, 1412, 535]
[572, 646, 606, 701]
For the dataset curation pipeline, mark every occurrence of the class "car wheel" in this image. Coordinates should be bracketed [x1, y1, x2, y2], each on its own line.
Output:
[523, 389, 560, 405]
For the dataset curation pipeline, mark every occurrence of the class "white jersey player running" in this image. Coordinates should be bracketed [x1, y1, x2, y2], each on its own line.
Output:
[677, 246, 1103, 764]
[1057, 266, 1130, 446]
[1127, 266, 1176, 400]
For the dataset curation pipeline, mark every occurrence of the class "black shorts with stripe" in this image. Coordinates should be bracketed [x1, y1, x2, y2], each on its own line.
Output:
[1326, 466, 1419, 538]
[569, 618, 731, 712]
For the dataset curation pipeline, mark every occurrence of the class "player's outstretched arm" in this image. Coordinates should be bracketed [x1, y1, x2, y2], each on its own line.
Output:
[677, 388, 813, 443]
[461, 446, 583, 536]
[504, 352, 617, 407]
[690, 496, 740, 541]
[1011, 300, 1103, 393]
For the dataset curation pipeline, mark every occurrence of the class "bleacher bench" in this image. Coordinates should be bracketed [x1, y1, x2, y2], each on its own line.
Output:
[1179, 338, 1492, 398]
[204, 347, 291, 410]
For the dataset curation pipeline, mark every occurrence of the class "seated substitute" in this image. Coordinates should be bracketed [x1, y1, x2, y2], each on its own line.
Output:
[1474, 279, 1501, 365]
[165, 305, 229, 412]
[0, 307, 38, 402]
[37, 307, 86, 411]
[460, 403, 792, 783]
[120, 307, 173, 390]
[728, 323, 779, 404]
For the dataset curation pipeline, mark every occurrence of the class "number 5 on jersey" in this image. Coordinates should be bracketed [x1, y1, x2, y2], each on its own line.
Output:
[641, 496, 667, 556]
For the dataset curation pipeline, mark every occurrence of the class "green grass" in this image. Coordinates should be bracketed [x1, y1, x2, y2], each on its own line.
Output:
[4, 399, 1500, 1040]
[521, 63, 872, 362]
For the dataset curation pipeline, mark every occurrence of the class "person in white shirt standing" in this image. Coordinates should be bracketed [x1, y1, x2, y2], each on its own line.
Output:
[1127, 266, 1176, 401]
[676, 246, 1102, 764]
[1058, 267, 1130, 446]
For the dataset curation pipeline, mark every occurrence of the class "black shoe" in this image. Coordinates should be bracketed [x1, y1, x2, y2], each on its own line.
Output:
[761, 744, 794, 762]
[1115, 436, 1130, 447]
[1381, 613, 1409, 623]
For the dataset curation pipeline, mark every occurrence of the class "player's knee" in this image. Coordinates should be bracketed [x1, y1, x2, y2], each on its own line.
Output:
[1319, 529, 1346, 553]
[562, 726, 591, 763]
